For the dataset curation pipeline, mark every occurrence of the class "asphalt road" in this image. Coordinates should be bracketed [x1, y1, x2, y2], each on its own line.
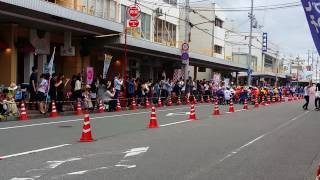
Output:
[0, 99, 319, 180]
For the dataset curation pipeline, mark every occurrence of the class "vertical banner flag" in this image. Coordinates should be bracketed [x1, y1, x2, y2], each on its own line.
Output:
[103, 54, 112, 79]
[87, 67, 94, 85]
[301, 0, 320, 54]
[47, 47, 56, 76]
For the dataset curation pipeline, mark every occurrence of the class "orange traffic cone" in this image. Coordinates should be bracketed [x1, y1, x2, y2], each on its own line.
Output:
[79, 111, 94, 142]
[200, 95, 205, 103]
[186, 97, 190, 105]
[254, 98, 259, 108]
[19, 101, 28, 121]
[316, 163, 320, 180]
[97, 100, 104, 113]
[145, 97, 151, 109]
[243, 98, 248, 110]
[148, 106, 159, 128]
[288, 95, 292, 101]
[157, 97, 162, 107]
[229, 99, 235, 113]
[116, 99, 121, 112]
[281, 96, 285, 102]
[267, 96, 271, 105]
[50, 101, 59, 118]
[272, 96, 276, 103]
[177, 96, 182, 106]
[75, 99, 82, 116]
[212, 100, 220, 116]
[261, 97, 265, 106]
[167, 97, 173, 106]
[193, 96, 198, 104]
[206, 96, 210, 103]
[189, 104, 197, 120]
[131, 98, 137, 110]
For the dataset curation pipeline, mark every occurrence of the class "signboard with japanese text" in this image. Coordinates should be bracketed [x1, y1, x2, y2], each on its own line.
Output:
[301, 0, 320, 55]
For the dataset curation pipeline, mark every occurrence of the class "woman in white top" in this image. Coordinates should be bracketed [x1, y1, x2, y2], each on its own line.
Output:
[104, 86, 116, 111]
[37, 74, 49, 114]
[303, 84, 311, 110]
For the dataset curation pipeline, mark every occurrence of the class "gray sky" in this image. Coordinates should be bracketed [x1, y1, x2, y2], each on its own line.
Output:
[192, 0, 316, 58]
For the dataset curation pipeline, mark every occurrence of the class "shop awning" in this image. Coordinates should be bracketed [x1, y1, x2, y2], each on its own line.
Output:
[15, 38, 35, 53]
[0, 39, 8, 49]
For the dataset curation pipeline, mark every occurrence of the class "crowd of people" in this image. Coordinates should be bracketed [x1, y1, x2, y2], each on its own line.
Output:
[0, 66, 319, 120]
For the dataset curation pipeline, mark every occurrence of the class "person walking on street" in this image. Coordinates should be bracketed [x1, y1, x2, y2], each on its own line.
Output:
[302, 84, 311, 110]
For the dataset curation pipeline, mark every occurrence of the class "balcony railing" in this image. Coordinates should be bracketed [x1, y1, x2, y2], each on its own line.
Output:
[42, 0, 120, 23]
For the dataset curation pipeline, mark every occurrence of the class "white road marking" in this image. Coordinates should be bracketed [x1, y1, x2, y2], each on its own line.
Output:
[115, 164, 136, 168]
[124, 147, 149, 158]
[0, 105, 211, 131]
[67, 170, 88, 175]
[166, 112, 190, 117]
[0, 144, 71, 159]
[10, 178, 35, 180]
[46, 157, 82, 169]
[160, 120, 191, 127]
[218, 111, 310, 163]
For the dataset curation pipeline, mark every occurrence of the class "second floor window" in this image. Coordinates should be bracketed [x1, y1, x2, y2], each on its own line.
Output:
[163, 0, 177, 6]
[214, 45, 222, 54]
[215, 18, 223, 28]
[154, 18, 177, 47]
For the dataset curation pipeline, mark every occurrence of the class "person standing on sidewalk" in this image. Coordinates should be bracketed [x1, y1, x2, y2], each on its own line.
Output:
[303, 84, 311, 110]
[114, 73, 123, 100]
[29, 66, 38, 109]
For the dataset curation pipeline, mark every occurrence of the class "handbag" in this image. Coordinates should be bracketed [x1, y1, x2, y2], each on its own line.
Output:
[316, 87, 320, 98]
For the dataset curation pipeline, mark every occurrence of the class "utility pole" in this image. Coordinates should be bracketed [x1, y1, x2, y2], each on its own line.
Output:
[275, 51, 279, 87]
[308, 50, 310, 66]
[184, 0, 190, 81]
[211, 2, 216, 57]
[316, 56, 319, 83]
[248, 0, 254, 86]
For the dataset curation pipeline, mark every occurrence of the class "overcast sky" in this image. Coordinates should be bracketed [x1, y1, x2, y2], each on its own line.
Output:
[190, 0, 316, 59]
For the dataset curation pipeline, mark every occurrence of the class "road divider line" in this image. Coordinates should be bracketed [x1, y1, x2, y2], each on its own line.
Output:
[0, 144, 71, 159]
[218, 111, 310, 163]
[160, 120, 191, 127]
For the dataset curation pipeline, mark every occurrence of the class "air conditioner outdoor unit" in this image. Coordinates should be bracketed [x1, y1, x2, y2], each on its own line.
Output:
[155, 8, 163, 17]
[60, 46, 75, 56]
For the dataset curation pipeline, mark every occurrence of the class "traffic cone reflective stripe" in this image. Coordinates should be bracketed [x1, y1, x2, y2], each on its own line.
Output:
[19, 101, 28, 121]
[229, 100, 235, 113]
[213, 100, 220, 116]
[75, 99, 82, 116]
[116, 99, 122, 112]
[131, 98, 137, 110]
[145, 97, 150, 109]
[80, 111, 94, 142]
[148, 106, 159, 128]
[50, 101, 59, 118]
[189, 104, 197, 120]
[243, 99, 248, 110]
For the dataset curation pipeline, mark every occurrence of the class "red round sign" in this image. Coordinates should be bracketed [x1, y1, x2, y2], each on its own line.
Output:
[128, 19, 140, 28]
[128, 5, 140, 18]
